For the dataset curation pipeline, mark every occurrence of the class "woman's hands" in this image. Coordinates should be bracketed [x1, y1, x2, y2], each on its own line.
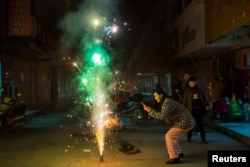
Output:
[141, 102, 152, 113]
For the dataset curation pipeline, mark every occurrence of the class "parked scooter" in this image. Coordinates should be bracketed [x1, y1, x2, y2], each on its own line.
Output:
[0, 93, 26, 130]
[113, 91, 146, 129]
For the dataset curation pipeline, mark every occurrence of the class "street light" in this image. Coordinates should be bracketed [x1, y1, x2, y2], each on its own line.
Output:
[72, 62, 80, 71]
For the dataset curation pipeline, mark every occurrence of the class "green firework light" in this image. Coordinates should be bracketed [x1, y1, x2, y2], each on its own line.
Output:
[78, 45, 112, 92]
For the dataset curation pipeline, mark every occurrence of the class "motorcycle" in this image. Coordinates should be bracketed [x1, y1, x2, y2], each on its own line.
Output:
[0, 93, 26, 130]
[113, 92, 146, 129]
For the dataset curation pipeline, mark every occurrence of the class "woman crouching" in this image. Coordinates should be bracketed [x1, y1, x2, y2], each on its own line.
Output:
[142, 88, 195, 164]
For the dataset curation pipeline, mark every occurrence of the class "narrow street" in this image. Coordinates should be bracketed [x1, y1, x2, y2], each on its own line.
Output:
[0, 111, 249, 167]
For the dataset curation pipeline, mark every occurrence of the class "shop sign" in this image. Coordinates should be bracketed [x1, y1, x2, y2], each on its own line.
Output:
[8, 0, 31, 36]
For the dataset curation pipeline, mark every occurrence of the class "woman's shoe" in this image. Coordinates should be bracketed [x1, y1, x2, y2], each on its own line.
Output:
[165, 158, 180, 164]
[201, 138, 207, 144]
[179, 153, 184, 158]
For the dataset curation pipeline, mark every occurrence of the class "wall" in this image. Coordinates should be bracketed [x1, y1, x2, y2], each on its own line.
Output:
[9, 55, 34, 105]
[175, 1, 205, 57]
[37, 61, 51, 103]
[205, 0, 250, 43]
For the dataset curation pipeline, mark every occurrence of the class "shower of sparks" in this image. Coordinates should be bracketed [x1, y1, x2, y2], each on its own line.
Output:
[104, 24, 119, 36]
[59, 1, 130, 159]
[72, 14, 121, 159]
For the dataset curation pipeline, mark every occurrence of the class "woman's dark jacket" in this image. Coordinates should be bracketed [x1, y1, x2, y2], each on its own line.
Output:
[182, 86, 209, 112]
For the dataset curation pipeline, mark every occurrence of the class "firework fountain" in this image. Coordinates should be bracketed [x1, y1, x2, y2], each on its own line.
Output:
[59, 0, 125, 162]
[76, 30, 115, 162]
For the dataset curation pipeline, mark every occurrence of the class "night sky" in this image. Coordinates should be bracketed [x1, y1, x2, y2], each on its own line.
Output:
[67, 0, 158, 69]
[114, 0, 158, 58]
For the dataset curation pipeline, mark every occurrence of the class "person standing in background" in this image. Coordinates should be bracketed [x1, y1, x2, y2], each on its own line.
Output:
[183, 72, 191, 91]
[183, 76, 210, 144]
[172, 86, 183, 103]
[172, 77, 183, 103]
[209, 75, 225, 119]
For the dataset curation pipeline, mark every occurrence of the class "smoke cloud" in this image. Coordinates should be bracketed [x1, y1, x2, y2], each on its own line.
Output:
[58, 0, 119, 50]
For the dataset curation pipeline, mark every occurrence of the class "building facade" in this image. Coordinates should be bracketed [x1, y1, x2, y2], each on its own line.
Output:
[128, 0, 250, 102]
[0, 0, 76, 106]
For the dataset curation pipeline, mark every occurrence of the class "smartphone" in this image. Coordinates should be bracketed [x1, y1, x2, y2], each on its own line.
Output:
[141, 101, 146, 106]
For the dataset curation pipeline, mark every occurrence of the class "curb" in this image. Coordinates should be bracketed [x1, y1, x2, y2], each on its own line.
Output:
[204, 119, 250, 145]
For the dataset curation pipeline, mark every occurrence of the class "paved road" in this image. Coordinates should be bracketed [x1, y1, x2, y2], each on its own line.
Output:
[0, 112, 249, 167]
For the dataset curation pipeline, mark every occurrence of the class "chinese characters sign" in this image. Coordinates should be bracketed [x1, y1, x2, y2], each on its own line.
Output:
[8, 0, 30, 36]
